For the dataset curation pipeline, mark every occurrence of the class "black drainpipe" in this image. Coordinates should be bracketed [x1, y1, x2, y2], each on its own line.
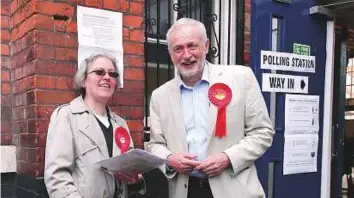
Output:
[236, 0, 245, 65]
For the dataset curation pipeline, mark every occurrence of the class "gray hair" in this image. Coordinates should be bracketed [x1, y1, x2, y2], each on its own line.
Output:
[166, 18, 208, 48]
[74, 54, 120, 96]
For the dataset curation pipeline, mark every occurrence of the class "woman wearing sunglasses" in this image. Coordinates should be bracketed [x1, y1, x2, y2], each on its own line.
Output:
[44, 54, 145, 198]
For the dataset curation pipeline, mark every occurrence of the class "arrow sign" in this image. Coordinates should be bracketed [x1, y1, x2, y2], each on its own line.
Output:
[262, 73, 308, 94]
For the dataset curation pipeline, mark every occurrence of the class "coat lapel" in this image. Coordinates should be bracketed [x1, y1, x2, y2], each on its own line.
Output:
[170, 79, 188, 151]
[78, 113, 110, 159]
[71, 96, 110, 159]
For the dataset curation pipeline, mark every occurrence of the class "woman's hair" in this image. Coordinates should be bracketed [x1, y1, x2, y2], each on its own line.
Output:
[74, 53, 120, 97]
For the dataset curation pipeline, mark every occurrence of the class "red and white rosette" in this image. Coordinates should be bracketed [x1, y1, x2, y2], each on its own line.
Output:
[208, 83, 232, 138]
[115, 127, 130, 154]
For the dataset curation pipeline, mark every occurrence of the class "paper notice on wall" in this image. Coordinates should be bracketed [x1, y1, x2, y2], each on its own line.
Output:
[77, 6, 124, 87]
[283, 134, 318, 175]
[285, 94, 320, 135]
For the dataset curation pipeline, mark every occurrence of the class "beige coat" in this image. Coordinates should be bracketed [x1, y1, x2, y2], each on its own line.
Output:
[147, 64, 275, 198]
[44, 96, 133, 198]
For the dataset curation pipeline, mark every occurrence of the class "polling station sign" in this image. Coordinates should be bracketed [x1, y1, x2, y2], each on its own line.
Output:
[261, 50, 315, 73]
[262, 73, 308, 94]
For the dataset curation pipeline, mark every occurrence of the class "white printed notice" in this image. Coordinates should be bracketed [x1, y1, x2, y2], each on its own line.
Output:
[261, 50, 316, 73]
[285, 94, 319, 135]
[283, 134, 318, 175]
[262, 73, 308, 94]
[283, 94, 320, 175]
[77, 6, 124, 87]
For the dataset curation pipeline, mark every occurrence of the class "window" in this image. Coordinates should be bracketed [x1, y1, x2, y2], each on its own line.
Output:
[144, 0, 238, 131]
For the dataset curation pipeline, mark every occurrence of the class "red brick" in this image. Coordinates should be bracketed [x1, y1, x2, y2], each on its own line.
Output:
[20, 148, 36, 163]
[129, 2, 143, 16]
[130, 29, 144, 42]
[123, 15, 143, 28]
[10, 31, 35, 56]
[123, 42, 144, 55]
[35, 44, 55, 59]
[36, 162, 44, 177]
[37, 147, 45, 165]
[66, 48, 77, 61]
[130, 132, 143, 148]
[1, 15, 9, 28]
[1, 133, 12, 145]
[1, 30, 10, 43]
[125, 55, 144, 67]
[126, 120, 143, 132]
[18, 161, 37, 177]
[103, 0, 120, 11]
[124, 67, 144, 80]
[34, 59, 76, 76]
[120, 0, 129, 12]
[20, 133, 38, 148]
[1, 44, 9, 55]
[37, 105, 55, 119]
[56, 77, 71, 89]
[1, 120, 12, 134]
[35, 76, 57, 89]
[111, 93, 143, 106]
[13, 7, 25, 27]
[1, 57, 10, 69]
[37, 133, 47, 148]
[36, 90, 74, 105]
[10, 0, 17, 15]
[1, 1, 11, 15]
[119, 80, 144, 93]
[66, 21, 77, 33]
[85, 0, 103, 8]
[12, 134, 19, 146]
[112, 106, 144, 119]
[28, 119, 49, 134]
[1, 82, 11, 94]
[13, 15, 51, 41]
[1, 70, 10, 82]
[2, 106, 12, 120]
[123, 27, 129, 40]
[39, 2, 74, 17]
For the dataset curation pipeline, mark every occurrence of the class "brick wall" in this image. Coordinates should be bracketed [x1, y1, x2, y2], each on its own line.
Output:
[244, 0, 251, 65]
[1, 0, 145, 196]
[1, 0, 12, 146]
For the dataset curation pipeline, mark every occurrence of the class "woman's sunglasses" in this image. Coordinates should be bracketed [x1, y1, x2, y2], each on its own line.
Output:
[87, 69, 119, 78]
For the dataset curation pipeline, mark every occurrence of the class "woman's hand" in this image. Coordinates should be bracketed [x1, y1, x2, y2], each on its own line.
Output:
[115, 172, 142, 184]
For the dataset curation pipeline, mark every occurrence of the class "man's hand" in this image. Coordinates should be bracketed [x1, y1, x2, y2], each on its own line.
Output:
[167, 153, 201, 174]
[116, 172, 143, 184]
[195, 153, 230, 177]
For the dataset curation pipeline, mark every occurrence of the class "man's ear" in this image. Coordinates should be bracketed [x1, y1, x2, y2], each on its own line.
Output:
[205, 39, 210, 53]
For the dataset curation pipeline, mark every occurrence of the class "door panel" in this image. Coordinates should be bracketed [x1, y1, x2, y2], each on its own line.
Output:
[251, 1, 327, 197]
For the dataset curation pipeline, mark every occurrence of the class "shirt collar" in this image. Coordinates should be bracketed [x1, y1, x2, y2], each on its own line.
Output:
[177, 62, 209, 89]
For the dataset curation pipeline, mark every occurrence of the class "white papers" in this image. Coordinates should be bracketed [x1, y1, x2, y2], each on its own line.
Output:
[283, 134, 318, 175]
[96, 149, 166, 174]
[283, 94, 320, 175]
[77, 6, 124, 87]
[285, 94, 319, 135]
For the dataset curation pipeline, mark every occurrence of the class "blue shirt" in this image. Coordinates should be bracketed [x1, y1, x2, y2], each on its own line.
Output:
[178, 64, 210, 178]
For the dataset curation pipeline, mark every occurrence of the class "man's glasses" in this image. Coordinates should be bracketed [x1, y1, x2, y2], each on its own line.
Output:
[87, 69, 119, 78]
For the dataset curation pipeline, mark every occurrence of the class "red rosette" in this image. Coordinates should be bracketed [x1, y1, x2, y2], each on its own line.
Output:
[115, 127, 131, 154]
[208, 83, 232, 138]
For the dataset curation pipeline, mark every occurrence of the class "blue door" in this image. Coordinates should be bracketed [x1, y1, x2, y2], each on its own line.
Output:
[251, 1, 328, 197]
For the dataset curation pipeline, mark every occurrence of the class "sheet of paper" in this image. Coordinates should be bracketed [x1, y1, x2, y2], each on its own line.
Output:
[96, 149, 166, 174]
[77, 6, 124, 87]
[285, 94, 320, 135]
[283, 134, 318, 175]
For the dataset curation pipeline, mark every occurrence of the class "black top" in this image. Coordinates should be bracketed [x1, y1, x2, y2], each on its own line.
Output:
[94, 108, 113, 157]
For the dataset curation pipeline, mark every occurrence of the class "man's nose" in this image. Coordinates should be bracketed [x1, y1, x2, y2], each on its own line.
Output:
[182, 48, 192, 59]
